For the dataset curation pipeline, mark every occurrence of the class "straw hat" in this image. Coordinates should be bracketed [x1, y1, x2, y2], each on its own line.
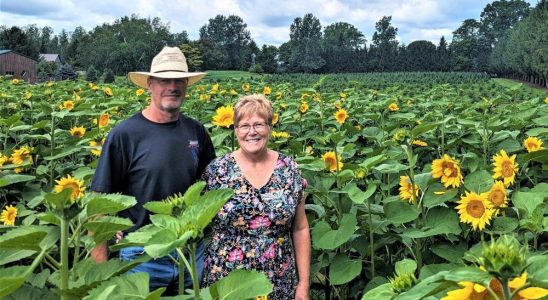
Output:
[128, 46, 207, 88]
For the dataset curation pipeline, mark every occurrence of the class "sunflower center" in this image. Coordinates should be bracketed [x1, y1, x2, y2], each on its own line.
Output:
[325, 158, 335, 168]
[526, 142, 537, 150]
[489, 190, 505, 207]
[466, 200, 486, 218]
[501, 161, 514, 177]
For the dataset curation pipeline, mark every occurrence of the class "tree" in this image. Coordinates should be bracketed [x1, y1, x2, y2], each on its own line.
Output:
[180, 43, 203, 71]
[257, 45, 279, 73]
[86, 65, 99, 82]
[39, 26, 54, 53]
[405, 40, 437, 71]
[479, 0, 531, 47]
[436, 36, 451, 71]
[199, 15, 252, 70]
[288, 13, 325, 73]
[370, 16, 399, 71]
[450, 19, 483, 71]
[102, 68, 115, 83]
[66, 26, 89, 69]
[321, 22, 366, 72]
[0, 26, 36, 58]
[55, 63, 77, 81]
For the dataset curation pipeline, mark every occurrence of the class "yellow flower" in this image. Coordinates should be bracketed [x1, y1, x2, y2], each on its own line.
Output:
[91, 85, 99, 91]
[275, 91, 283, 100]
[10, 146, 32, 165]
[47, 81, 54, 87]
[89, 138, 105, 156]
[98, 113, 110, 128]
[334, 100, 343, 109]
[54, 175, 85, 202]
[271, 131, 290, 139]
[262, 86, 271, 95]
[299, 101, 309, 113]
[104, 87, 113, 96]
[0, 154, 9, 167]
[492, 149, 518, 187]
[412, 140, 428, 147]
[255, 296, 268, 300]
[242, 83, 250, 92]
[24, 91, 32, 99]
[12, 78, 20, 85]
[301, 93, 310, 101]
[486, 181, 507, 215]
[399, 176, 419, 204]
[196, 85, 205, 92]
[1, 205, 17, 226]
[509, 273, 548, 300]
[322, 151, 343, 172]
[339, 92, 347, 99]
[455, 191, 494, 231]
[212, 105, 234, 128]
[544, 97, 548, 104]
[210, 83, 219, 94]
[200, 94, 211, 101]
[271, 112, 279, 125]
[69, 126, 86, 138]
[334, 108, 348, 124]
[523, 136, 544, 153]
[431, 154, 463, 188]
[388, 103, 399, 111]
[230, 89, 238, 96]
[136, 88, 145, 96]
[305, 146, 313, 155]
[313, 93, 321, 101]
[60, 100, 75, 111]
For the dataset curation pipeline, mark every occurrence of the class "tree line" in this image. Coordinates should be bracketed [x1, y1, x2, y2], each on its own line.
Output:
[0, 0, 545, 86]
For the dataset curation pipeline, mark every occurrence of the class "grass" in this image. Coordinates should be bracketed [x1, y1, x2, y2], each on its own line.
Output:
[203, 70, 262, 82]
[492, 78, 548, 95]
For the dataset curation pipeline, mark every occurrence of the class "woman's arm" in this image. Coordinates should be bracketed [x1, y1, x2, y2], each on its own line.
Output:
[292, 199, 311, 300]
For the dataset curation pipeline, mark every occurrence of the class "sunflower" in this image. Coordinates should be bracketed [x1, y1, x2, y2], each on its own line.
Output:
[91, 85, 99, 91]
[509, 273, 548, 300]
[103, 87, 113, 96]
[486, 181, 507, 215]
[210, 83, 219, 93]
[98, 113, 110, 128]
[212, 105, 234, 128]
[455, 191, 494, 231]
[12, 78, 20, 85]
[441, 279, 505, 300]
[334, 108, 348, 124]
[69, 126, 86, 138]
[200, 94, 211, 102]
[399, 176, 419, 204]
[89, 138, 105, 156]
[271, 131, 290, 139]
[1, 205, 17, 226]
[339, 92, 347, 99]
[10, 146, 32, 165]
[242, 83, 250, 92]
[492, 149, 518, 187]
[271, 112, 279, 125]
[136, 88, 145, 96]
[299, 101, 309, 113]
[431, 154, 463, 188]
[523, 136, 544, 153]
[54, 175, 85, 202]
[60, 100, 74, 111]
[388, 103, 399, 111]
[230, 89, 238, 96]
[412, 140, 428, 147]
[322, 151, 343, 172]
[262, 86, 271, 95]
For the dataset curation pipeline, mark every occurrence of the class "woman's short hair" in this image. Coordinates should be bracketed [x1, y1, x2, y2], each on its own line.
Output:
[234, 94, 273, 126]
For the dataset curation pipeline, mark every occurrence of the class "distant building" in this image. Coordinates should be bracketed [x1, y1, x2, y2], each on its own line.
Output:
[0, 50, 37, 83]
[39, 53, 62, 66]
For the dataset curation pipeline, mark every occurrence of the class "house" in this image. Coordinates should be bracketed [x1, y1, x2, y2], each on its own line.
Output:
[39, 53, 61, 66]
[0, 50, 37, 83]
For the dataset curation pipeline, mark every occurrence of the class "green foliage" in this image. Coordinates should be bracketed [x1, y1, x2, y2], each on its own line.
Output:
[85, 65, 99, 82]
[54, 63, 77, 81]
[102, 68, 115, 83]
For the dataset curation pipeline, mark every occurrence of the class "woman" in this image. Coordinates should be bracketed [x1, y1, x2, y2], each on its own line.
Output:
[201, 94, 311, 300]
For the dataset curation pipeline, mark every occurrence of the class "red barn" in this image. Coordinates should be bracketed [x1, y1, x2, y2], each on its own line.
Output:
[0, 50, 37, 83]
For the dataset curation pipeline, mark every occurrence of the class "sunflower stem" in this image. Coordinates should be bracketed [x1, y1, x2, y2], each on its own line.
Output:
[365, 179, 375, 279]
[501, 277, 511, 300]
[60, 213, 69, 300]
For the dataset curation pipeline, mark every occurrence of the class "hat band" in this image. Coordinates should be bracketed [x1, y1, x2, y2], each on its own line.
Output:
[152, 70, 188, 73]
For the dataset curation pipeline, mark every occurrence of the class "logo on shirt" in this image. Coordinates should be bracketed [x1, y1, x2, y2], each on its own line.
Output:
[189, 140, 200, 167]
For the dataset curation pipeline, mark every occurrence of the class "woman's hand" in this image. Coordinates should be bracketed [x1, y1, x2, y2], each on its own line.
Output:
[295, 282, 309, 300]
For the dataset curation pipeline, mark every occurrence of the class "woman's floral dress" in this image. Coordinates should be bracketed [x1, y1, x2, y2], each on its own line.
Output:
[201, 153, 305, 299]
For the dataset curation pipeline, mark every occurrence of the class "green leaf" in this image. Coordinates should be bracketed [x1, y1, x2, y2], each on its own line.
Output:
[384, 201, 420, 225]
[149, 214, 180, 233]
[86, 194, 136, 217]
[44, 189, 72, 211]
[512, 191, 544, 218]
[411, 122, 438, 138]
[527, 255, 548, 289]
[0, 266, 29, 298]
[142, 201, 173, 215]
[183, 181, 206, 206]
[361, 283, 394, 300]
[395, 259, 417, 276]
[0, 248, 36, 266]
[209, 269, 273, 300]
[430, 244, 466, 263]
[0, 174, 35, 188]
[42, 146, 81, 160]
[312, 213, 357, 250]
[374, 162, 408, 174]
[443, 267, 491, 284]
[423, 184, 459, 208]
[329, 253, 362, 285]
[0, 226, 47, 251]
[144, 230, 193, 259]
[488, 217, 519, 234]
[400, 208, 461, 238]
[343, 182, 376, 204]
[463, 170, 493, 193]
[83, 216, 133, 245]
[83, 272, 164, 300]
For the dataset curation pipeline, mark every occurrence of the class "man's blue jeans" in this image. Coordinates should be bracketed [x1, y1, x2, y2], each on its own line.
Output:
[119, 239, 205, 293]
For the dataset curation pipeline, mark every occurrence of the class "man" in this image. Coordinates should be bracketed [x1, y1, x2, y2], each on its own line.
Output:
[90, 46, 215, 292]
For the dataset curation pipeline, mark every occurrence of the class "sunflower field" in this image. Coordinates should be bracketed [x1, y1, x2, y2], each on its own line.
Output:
[0, 73, 547, 300]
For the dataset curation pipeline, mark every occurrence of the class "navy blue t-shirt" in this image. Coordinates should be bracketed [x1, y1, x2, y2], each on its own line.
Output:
[91, 112, 216, 231]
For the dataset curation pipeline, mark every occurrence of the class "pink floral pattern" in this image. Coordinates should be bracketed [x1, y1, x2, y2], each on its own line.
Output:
[200, 153, 305, 299]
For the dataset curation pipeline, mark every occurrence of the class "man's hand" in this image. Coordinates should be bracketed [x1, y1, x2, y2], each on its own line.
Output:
[91, 242, 108, 263]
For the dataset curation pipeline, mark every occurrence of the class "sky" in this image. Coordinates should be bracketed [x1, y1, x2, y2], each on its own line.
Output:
[0, 0, 540, 47]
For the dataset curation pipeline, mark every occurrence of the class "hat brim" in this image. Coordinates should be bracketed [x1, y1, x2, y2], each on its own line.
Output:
[128, 71, 207, 89]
